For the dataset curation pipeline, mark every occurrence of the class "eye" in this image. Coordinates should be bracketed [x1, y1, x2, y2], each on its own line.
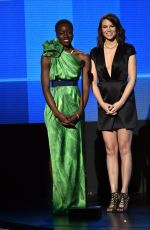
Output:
[102, 25, 107, 29]
[58, 32, 63, 35]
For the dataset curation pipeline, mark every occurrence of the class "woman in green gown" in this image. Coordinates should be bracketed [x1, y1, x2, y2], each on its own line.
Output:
[41, 19, 90, 215]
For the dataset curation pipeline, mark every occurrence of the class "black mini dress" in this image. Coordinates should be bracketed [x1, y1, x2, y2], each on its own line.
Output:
[90, 43, 138, 131]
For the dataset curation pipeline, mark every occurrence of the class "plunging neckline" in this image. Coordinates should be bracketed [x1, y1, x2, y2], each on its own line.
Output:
[103, 44, 119, 78]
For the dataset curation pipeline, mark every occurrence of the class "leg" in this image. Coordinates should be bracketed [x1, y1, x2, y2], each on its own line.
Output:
[117, 129, 133, 193]
[117, 128, 132, 211]
[102, 131, 119, 212]
[102, 131, 119, 193]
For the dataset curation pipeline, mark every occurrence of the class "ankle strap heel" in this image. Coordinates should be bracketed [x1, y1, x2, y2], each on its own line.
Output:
[107, 192, 118, 212]
[117, 193, 129, 212]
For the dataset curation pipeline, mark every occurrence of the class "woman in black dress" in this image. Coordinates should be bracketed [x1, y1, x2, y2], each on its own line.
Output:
[90, 13, 137, 212]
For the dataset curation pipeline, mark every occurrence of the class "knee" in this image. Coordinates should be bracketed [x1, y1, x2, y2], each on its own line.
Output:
[119, 143, 131, 156]
[105, 144, 118, 156]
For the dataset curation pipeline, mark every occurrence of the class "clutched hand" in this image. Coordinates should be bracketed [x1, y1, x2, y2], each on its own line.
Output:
[56, 112, 76, 126]
[101, 102, 117, 116]
[109, 101, 123, 115]
[67, 113, 80, 125]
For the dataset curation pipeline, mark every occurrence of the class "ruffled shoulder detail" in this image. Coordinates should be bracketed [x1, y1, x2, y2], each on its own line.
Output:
[42, 39, 63, 58]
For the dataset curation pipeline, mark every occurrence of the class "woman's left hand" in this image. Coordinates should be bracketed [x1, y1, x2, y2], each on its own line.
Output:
[109, 101, 123, 115]
[67, 113, 80, 124]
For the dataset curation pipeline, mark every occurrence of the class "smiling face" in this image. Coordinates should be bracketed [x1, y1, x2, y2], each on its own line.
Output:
[56, 22, 73, 48]
[101, 19, 117, 41]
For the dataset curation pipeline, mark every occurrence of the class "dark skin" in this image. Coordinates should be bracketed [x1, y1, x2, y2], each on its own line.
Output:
[41, 22, 90, 126]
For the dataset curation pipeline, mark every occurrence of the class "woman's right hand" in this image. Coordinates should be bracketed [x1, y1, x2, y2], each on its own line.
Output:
[100, 102, 117, 115]
[56, 112, 75, 126]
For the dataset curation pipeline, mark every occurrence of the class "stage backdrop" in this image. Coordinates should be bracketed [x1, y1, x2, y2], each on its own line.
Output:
[0, 0, 150, 124]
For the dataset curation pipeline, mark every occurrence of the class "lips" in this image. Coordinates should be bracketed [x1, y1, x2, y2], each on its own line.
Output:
[62, 39, 71, 45]
[106, 33, 113, 36]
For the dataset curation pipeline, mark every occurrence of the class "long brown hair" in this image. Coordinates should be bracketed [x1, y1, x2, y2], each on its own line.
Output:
[97, 13, 125, 47]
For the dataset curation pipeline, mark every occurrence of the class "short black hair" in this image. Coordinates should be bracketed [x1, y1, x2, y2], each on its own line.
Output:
[55, 19, 73, 33]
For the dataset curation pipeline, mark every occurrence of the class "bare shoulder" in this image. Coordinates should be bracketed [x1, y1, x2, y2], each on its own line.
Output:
[80, 52, 90, 59]
[41, 55, 51, 66]
[75, 49, 89, 56]
[75, 49, 90, 61]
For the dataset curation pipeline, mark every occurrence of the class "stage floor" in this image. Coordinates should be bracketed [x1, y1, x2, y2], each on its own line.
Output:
[0, 196, 150, 230]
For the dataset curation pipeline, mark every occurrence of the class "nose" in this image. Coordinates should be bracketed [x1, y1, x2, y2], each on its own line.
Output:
[106, 26, 111, 32]
[63, 32, 68, 38]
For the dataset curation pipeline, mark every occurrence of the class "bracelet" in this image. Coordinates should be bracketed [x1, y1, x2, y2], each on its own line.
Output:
[76, 113, 80, 119]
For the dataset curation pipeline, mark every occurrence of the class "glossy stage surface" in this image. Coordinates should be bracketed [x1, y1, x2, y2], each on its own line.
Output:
[0, 195, 150, 230]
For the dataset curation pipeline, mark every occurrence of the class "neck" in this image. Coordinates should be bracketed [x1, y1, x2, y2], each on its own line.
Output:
[64, 46, 73, 52]
[104, 40, 118, 49]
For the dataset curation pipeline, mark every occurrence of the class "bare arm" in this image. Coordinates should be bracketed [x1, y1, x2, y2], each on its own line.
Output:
[110, 54, 136, 114]
[67, 54, 90, 123]
[91, 59, 113, 114]
[91, 59, 103, 106]
[120, 55, 136, 105]
[77, 54, 91, 116]
[41, 56, 59, 116]
[41, 56, 71, 125]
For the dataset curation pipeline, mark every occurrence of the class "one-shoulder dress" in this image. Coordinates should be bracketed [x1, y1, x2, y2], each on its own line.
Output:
[90, 43, 138, 131]
[42, 39, 86, 214]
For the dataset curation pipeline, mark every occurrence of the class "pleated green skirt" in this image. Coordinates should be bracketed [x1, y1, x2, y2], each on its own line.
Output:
[44, 85, 86, 214]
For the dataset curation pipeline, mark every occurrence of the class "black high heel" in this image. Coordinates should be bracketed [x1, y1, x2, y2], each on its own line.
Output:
[117, 193, 129, 212]
[107, 192, 118, 212]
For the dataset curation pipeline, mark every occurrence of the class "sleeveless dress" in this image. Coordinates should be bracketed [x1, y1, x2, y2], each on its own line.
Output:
[42, 39, 86, 214]
[90, 43, 138, 131]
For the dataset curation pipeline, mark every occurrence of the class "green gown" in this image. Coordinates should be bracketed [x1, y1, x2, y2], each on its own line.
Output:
[42, 39, 86, 214]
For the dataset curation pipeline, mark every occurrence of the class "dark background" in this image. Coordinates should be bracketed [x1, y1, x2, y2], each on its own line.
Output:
[0, 120, 150, 209]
